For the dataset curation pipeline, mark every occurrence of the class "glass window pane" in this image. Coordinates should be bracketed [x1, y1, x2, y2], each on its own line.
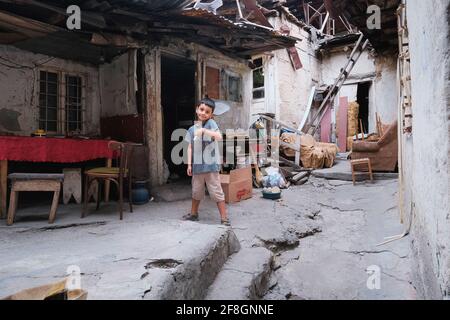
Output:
[253, 68, 264, 89]
[68, 85, 78, 98]
[253, 89, 264, 99]
[39, 107, 47, 121]
[47, 108, 57, 121]
[47, 95, 57, 108]
[47, 82, 57, 95]
[253, 58, 263, 68]
[39, 81, 46, 93]
[228, 76, 240, 102]
[39, 94, 46, 107]
[68, 110, 78, 122]
[65, 75, 83, 132]
[47, 121, 57, 132]
[47, 72, 57, 83]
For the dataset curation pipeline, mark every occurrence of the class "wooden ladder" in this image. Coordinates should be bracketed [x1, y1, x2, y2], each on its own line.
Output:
[303, 32, 370, 135]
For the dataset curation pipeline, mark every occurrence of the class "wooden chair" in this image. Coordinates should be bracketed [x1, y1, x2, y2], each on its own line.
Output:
[7, 173, 64, 225]
[82, 142, 134, 220]
[350, 158, 374, 185]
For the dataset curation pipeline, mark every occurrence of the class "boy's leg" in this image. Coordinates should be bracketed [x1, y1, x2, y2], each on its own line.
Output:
[191, 199, 201, 216]
[216, 201, 228, 221]
[205, 172, 229, 223]
[190, 173, 206, 216]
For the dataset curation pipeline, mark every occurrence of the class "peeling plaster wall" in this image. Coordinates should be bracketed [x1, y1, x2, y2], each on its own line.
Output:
[99, 51, 137, 117]
[404, 0, 450, 299]
[0, 45, 101, 135]
[321, 49, 398, 133]
[201, 54, 252, 131]
[253, 16, 321, 129]
[158, 39, 252, 131]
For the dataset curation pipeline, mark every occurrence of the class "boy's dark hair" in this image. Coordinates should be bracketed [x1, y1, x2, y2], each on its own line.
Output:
[198, 97, 216, 111]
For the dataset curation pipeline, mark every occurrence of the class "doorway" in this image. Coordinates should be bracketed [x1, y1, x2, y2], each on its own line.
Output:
[161, 55, 196, 180]
[357, 82, 371, 133]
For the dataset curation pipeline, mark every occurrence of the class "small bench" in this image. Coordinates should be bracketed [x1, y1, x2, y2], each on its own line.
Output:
[350, 158, 374, 185]
[7, 173, 64, 225]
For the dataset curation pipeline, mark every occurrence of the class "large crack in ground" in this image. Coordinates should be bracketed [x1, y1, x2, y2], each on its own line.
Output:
[15, 221, 107, 233]
[318, 203, 364, 213]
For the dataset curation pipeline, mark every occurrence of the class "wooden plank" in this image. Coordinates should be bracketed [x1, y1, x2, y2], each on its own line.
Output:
[63, 168, 82, 204]
[298, 86, 316, 132]
[104, 158, 112, 202]
[145, 49, 165, 187]
[294, 134, 301, 166]
[337, 97, 349, 152]
[359, 119, 365, 141]
[12, 180, 60, 192]
[0, 160, 7, 219]
[49, 187, 60, 224]
[6, 190, 17, 226]
[279, 155, 303, 170]
[320, 103, 332, 142]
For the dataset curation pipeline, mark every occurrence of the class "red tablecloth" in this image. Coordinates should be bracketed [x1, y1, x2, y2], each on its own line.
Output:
[0, 136, 116, 163]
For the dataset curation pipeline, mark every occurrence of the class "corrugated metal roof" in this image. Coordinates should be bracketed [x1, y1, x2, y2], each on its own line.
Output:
[49, 0, 195, 12]
[112, 0, 195, 11]
[181, 8, 296, 39]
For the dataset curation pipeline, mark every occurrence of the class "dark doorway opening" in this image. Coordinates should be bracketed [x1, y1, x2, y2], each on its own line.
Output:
[161, 55, 196, 180]
[357, 82, 371, 133]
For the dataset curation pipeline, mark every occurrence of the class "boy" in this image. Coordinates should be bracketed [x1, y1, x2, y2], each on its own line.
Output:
[182, 98, 230, 226]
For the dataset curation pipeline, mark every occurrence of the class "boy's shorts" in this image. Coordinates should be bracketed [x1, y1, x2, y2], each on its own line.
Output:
[192, 172, 225, 203]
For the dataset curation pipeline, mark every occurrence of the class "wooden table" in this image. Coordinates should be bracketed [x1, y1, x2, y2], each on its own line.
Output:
[0, 136, 116, 218]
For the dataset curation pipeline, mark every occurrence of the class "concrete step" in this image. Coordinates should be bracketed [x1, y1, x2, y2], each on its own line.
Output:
[0, 216, 241, 300]
[205, 247, 274, 300]
[144, 227, 241, 300]
[312, 159, 398, 181]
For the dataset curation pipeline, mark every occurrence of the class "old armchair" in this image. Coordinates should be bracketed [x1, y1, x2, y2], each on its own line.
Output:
[351, 120, 398, 172]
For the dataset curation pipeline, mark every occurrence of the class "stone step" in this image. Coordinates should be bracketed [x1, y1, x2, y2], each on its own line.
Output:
[144, 227, 241, 300]
[205, 247, 273, 300]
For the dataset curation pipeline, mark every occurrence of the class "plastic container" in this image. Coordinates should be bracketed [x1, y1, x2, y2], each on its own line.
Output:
[262, 190, 282, 200]
[131, 180, 150, 205]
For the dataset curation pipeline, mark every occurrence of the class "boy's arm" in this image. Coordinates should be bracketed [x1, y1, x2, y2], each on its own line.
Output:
[187, 143, 192, 176]
[187, 143, 192, 165]
[202, 128, 222, 141]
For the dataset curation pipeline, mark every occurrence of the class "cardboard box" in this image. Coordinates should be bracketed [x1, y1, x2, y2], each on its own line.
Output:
[220, 166, 253, 204]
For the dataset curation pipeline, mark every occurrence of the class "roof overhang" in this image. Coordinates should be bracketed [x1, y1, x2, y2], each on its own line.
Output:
[0, 0, 297, 63]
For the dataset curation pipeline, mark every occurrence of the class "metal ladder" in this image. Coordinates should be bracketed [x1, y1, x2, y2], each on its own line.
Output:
[303, 32, 370, 135]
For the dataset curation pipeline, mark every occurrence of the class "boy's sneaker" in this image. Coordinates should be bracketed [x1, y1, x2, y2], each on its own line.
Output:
[220, 218, 231, 226]
[182, 213, 199, 221]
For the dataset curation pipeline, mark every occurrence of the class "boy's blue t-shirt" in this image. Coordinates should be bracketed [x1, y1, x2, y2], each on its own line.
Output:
[185, 119, 221, 174]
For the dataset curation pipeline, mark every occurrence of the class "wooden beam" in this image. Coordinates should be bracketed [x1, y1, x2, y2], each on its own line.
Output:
[0, 9, 58, 37]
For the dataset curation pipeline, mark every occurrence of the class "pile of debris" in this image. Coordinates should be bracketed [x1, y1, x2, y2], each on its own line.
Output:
[279, 168, 311, 187]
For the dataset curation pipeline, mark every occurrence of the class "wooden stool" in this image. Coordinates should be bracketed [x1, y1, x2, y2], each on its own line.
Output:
[350, 158, 374, 185]
[7, 173, 64, 225]
[63, 168, 82, 204]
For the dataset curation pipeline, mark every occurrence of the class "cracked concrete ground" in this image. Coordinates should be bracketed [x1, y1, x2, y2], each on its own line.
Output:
[0, 176, 416, 299]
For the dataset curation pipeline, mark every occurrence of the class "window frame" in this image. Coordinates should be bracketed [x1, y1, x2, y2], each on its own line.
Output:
[252, 57, 265, 101]
[37, 68, 87, 135]
[222, 69, 242, 103]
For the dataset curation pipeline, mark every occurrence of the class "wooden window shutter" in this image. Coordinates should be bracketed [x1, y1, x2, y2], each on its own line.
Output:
[205, 66, 220, 99]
